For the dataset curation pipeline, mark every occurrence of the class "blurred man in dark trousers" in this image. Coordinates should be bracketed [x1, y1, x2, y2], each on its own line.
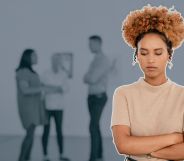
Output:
[84, 35, 112, 161]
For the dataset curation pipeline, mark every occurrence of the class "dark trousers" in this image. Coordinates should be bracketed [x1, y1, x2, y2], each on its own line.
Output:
[18, 124, 36, 161]
[87, 92, 107, 161]
[42, 110, 63, 155]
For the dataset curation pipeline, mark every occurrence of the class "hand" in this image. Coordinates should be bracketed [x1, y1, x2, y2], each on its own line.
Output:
[42, 85, 61, 94]
[48, 86, 63, 94]
[41, 86, 52, 93]
[150, 151, 157, 157]
[55, 86, 63, 93]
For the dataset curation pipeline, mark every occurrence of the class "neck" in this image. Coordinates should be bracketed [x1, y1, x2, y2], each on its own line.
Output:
[95, 50, 103, 56]
[144, 74, 168, 86]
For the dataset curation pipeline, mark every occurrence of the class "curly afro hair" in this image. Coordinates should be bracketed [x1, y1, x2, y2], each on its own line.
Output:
[122, 4, 184, 49]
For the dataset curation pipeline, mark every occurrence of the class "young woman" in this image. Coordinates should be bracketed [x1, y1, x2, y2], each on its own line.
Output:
[111, 5, 184, 161]
[15, 49, 49, 161]
[41, 53, 70, 161]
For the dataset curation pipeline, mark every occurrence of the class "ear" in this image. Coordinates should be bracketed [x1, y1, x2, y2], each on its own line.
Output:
[167, 53, 172, 62]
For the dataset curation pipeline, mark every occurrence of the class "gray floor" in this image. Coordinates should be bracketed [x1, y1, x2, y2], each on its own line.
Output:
[0, 135, 125, 161]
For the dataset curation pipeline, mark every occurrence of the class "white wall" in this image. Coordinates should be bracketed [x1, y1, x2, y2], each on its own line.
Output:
[0, 0, 184, 137]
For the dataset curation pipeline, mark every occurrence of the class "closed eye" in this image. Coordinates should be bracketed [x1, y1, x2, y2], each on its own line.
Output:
[155, 52, 162, 55]
[140, 52, 148, 56]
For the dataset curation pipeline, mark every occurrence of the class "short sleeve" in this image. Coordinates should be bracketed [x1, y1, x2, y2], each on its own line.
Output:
[16, 69, 30, 82]
[110, 87, 131, 128]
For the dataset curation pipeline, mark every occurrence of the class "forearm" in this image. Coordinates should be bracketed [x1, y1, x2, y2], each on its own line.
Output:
[22, 87, 42, 95]
[83, 78, 93, 84]
[45, 84, 61, 90]
[19, 80, 42, 95]
[84, 67, 110, 84]
[83, 73, 94, 84]
[43, 85, 62, 94]
[151, 143, 184, 160]
[119, 134, 176, 155]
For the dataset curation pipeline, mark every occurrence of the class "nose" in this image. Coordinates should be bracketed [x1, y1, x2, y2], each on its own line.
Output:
[147, 55, 155, 63]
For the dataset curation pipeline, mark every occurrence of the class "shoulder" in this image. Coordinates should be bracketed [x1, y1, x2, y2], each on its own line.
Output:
[114, 81, 138, 96]
[170, 81, 184, 93]
[16, 68, 30, 74]
[16, 68, 32, 79]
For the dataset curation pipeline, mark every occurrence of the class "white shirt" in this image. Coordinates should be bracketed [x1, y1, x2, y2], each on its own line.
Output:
[84, 54, 111, 95]
[41, 69, 69, 110]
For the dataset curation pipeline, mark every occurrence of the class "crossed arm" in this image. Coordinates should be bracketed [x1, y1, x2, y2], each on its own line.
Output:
[111, 125, 184, 160]
[151, 142, 184, 160]
[83, 58, 113, 84]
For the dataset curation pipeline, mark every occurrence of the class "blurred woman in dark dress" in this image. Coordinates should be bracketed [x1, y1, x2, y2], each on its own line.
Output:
[15, 49, 49, 161]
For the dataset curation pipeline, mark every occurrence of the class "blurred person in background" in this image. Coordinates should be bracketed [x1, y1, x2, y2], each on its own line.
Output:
[41, 53, 71, 161]
[83, 35, 113, 161]
[15, 48, 56, 161]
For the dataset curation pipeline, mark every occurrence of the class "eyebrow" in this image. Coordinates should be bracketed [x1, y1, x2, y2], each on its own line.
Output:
[140, 48, 163, 51]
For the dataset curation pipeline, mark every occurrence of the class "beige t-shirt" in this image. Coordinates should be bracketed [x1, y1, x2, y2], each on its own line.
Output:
[111, 77, 184, 161]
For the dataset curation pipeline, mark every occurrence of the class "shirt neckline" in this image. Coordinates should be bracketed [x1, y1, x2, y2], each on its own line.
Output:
[138, 76, 172, 91]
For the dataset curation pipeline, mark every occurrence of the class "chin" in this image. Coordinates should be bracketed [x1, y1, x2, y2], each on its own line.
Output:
[145, 73, 158, 79]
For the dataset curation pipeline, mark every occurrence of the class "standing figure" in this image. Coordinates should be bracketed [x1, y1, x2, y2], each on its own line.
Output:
[84, 35, 112, 161]
[16, 49, 47, 161]
[111, 5, 184, 161]
[41, 53, 70, 161]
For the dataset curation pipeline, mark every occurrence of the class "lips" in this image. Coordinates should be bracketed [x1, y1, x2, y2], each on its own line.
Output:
[146, 66, 157, 70]
[146, 66, 157, 68]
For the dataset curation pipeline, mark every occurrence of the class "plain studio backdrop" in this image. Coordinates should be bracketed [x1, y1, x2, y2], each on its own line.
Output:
[0, 0, 184, 137]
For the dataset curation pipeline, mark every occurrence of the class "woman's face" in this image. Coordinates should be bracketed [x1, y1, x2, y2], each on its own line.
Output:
[51, 54, 61, 72]
[137, 33, 170, 79]
[31, 52, 38, 65]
